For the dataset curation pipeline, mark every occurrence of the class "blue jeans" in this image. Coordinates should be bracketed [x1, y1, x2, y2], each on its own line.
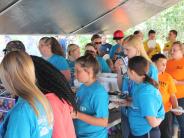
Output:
[176, 98, 184, 138]
[129, 127, 160, 138]
[121, 107, 130, 138]
[159, 111, 173, 138]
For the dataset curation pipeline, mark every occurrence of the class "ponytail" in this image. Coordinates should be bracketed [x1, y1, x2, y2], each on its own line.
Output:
[128, 56, 159, 89]
[144, 74, 159, 89]
[43, 37, 64, 57]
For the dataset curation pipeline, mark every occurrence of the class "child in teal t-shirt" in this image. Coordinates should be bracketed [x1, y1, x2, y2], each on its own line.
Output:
[0, 51, 53, 138]
[72, 54, 109, 138]
[120, 56, 164, 137]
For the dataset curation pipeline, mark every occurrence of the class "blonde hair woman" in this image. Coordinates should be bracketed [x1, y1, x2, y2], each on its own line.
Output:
[115, 35, 159, 138]
[124, 35, 151, 61]
[116, 35, 158, 89]
[0, 51, 53, 138]
[67, 44, 80, 60]
[67, 44, 80, 86]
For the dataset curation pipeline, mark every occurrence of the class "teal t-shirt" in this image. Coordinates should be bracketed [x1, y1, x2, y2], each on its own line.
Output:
[48, 54, 69, 71]
[74, 81, 109, 138]
[109, 44, 120, 59]
[0, 98, 53, 138]
[96, 56, 111, 73]
[121, 63, 159, 119]
[128, 83, 165, 136]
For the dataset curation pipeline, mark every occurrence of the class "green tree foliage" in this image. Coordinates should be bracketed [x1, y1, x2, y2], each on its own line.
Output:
[126, 0, 184, 47]
[73, 1, 184, 53]
[75, 35, 91, 54]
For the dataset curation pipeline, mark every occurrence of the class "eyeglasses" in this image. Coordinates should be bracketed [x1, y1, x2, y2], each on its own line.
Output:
[94, 42, 102, 45]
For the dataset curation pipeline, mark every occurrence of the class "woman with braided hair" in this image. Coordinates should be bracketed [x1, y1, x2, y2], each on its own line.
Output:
[31, 55, 77, 138]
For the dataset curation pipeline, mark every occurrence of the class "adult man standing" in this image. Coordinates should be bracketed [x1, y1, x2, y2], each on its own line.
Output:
[91, 34, 102, 56]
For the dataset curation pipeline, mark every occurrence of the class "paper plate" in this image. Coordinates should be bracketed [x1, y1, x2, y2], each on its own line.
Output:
[147, 40, 156, 48]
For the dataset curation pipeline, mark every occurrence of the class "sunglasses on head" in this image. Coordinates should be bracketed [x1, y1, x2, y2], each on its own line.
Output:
[94, 42, 102, 45]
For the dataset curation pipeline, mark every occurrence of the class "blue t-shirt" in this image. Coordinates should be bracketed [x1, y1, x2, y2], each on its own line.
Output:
[128, 83, 165, 136]
[0, 98, 53, 138]
[47, 54, 69, 71]
[74, 81, 109, 138]
[109, 44, 120, 59]
[109, 44, 124, 59]
[67, 59, 75, 86]
[121, 63, 158, 116]
[96, 56, 111, 73]
[100, 43, 112, 54]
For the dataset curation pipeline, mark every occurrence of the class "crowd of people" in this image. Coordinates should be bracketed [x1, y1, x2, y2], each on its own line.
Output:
[0, 29, 183, 138]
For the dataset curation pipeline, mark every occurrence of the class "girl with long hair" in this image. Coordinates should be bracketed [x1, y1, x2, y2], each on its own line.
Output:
[114, 35, 158, 138]
[124, 56, 164, 138]
[67, 44, 80, 86]
[0, 51, 53, 138]
[31, 56, 77, 138]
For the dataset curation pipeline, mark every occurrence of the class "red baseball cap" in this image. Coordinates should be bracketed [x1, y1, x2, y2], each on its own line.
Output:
[113, 30, 124, 40]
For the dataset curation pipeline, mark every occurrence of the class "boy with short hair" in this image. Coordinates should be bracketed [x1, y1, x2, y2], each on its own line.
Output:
[151, 53, 182, 138]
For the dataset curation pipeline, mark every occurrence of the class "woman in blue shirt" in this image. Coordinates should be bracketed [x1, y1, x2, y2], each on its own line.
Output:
[122, 56, 164, 138]
[115, 35, 158, 138]
[84, 43, 111, 73]
[67, 44, 80, 86]
[72, 53, 109, 138]
[116, 35, 158, 91]
[0, 51, 53, 138]
[38, 37, 71, 81]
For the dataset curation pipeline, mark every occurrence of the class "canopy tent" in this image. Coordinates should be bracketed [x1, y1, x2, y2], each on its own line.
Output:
[0, 0, 179, 34]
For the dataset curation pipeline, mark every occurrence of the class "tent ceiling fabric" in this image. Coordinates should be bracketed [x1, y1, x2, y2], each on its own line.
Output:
[0, 0, 179, 34]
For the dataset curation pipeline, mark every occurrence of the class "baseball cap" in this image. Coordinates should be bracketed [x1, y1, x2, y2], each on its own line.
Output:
[113, 30, 124, 40]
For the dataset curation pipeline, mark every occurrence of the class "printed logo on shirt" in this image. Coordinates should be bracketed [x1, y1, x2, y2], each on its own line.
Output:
[131, 105, 139, 111]
[79, 106, 87, 112]
[159, 81, 167, 87]
[38, 115, 51, 137]
[40, 127, 49, 136]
